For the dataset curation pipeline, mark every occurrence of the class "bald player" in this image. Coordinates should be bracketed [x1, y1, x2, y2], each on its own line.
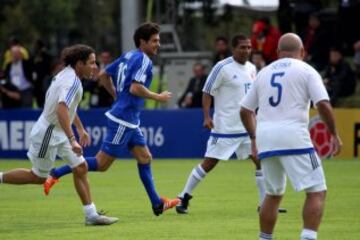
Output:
[240, 33, 342, 240]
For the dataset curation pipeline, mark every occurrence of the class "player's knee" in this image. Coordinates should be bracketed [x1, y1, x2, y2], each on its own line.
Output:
[72, 162, 87, 176]
[137, 152, 152, 164]
[97, 160, 111, 172]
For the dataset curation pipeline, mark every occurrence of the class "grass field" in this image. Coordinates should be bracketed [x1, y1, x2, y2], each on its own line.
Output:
[0, 159, 359, 240]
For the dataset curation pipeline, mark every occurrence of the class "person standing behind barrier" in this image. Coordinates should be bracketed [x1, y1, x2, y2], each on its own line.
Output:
[240, 33, 342, 240]
[43, 22, 180, 216]
[0, 44, 118, 225]
[4, 45, 34, 108]
[178, 63, 208, 108]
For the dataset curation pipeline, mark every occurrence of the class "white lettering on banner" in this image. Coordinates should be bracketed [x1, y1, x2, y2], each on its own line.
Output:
[0, 121, 35, 150]
[141, 127, 165, 147]
[85, 126, 107, 146]
[0, 122, 9, 149]
[11, 121, 23, 150]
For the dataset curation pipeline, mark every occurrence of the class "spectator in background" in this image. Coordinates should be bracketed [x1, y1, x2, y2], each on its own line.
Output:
[178, 63, 207, 108]
[0, 74, 21, 108]
[251, 17, 281, 64]
[2, 37, 30, 70]
[323, 47, 356, 106]
[213, 36, 232, 66]
[89, 51, 114, 108]
[293, 0, 322, 39]
[250, 51, 266, 73]
[303, 13, 331, 71]
[4, 45, 34, 108]
[31, 39, 52, 108]
[335, 0, 360, 55]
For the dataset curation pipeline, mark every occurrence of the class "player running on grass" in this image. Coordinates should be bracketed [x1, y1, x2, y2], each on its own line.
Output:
[44, 22, 179, 216]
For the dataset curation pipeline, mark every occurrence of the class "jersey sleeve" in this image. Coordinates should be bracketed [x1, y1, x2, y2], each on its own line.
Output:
[131, 54, 151, 84]
[240, 75, 259, 111]
[58, 77, 81, 108]
[105, 57, 121, 78]
[307, 68, 330, 105]
[202, 63, 224, 95]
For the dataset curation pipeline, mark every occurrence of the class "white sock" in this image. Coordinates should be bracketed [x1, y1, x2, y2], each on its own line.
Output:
[83, 202, 98, 218]
[259, 232, 273, 240]
[256, 170, 266, 207]
[179, 164, 207, 197]
[0, 172, 3, 183]
[300, 229, 317, 240]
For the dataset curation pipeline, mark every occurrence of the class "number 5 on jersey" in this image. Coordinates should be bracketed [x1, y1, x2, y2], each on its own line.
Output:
[269, 72, 285, 107]
[116, 62, 127, 92]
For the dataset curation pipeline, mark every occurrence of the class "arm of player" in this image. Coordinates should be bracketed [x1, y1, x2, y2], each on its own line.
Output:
[73, 113, 91, 147]
[56, 102, 83, 156]
[98, 70, 116, 100]
[316, 100, 342, 156]
[202, 93, 214, 129]
[240, 107, 257, 158]
[129, 82, 172, 102]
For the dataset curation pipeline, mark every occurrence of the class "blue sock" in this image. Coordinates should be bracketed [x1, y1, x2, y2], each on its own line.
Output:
[50, 165, 72, 179]
[50, 157, 98, 179]
[137, 163, 162, 207]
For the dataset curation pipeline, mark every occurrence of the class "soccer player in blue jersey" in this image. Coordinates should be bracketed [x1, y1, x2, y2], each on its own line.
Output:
[44, 22, 180, 216]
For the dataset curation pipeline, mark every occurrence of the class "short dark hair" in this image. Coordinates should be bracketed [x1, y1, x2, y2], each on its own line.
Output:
[133, 22, 160, 48]
[215, 36, 228, 44]
[231, 34, 249, 48]
[61, 44, 95, 67]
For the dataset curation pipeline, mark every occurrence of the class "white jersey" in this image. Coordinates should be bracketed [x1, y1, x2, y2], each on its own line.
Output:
[34, 66, 83, 145]
[203, 57, 257, 135]
[241, 58, 329, 159]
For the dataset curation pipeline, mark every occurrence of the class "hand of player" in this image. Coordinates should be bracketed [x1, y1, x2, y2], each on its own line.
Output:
[157, 91, 172, 102]
[78, 129, 91, 147]
[203, 117, 214, 129]
[71, 140, 83, 157]
[250, 139, 258, 159]
[331, 134, 342, 156]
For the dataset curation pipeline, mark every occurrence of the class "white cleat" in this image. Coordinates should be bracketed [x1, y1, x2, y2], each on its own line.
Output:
[85, 215, 119, 226]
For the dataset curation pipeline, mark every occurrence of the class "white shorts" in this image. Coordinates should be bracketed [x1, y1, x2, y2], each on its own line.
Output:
[261, 152, 327, 195]
[27, 121, 85, 178]
[205, 135, 251, 160]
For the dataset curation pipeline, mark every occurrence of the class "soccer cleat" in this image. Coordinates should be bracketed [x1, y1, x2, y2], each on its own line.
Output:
[152, 197, 181, 216]
[176, 193, 193, 214]
[43, 176, 59, 196]
[85, 214, 119, 226]
[257, 206, 287, 213]
[278, 208, 287, 213]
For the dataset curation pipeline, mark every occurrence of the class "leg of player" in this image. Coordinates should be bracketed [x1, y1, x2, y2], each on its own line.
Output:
[251, 157, 287, 214]
[44, 151, 116, 195]
[251, 156, 266, 209]
[176, 157, 219, 214]
[0, 169, 45, 184]
[300, 190, 326, 240]
[72, 162, 118, 225]
[131, 145, 180, 216]
[259, 194, 282, 240]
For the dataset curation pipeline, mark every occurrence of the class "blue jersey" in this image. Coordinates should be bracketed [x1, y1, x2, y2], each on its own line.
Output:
[105, 50, 153, 126]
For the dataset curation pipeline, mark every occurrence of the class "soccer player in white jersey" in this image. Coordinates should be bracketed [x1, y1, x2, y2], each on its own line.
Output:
[240, 33, 342, 240]
[0, 45, 118, 226]
[176, 34, 271, 214]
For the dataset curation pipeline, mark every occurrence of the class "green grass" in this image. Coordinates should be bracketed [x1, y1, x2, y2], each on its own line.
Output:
[0, 159, 359, 239]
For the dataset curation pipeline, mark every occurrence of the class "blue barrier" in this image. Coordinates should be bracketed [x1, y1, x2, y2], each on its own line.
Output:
[0, 109, 209, 159]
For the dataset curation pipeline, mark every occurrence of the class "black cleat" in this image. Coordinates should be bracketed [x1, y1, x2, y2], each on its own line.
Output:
[257, 206, 287, 213]
[176, 193, 193, 214]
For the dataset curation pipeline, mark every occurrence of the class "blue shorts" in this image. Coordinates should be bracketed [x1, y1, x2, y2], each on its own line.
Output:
[101, 119, 146, 158]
